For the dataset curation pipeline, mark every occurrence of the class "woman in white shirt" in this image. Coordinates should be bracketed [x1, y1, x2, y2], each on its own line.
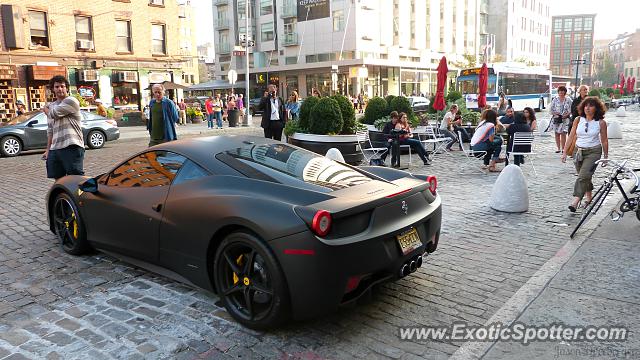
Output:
[561, 97, 609, 212]
[439, 104, 458, 150]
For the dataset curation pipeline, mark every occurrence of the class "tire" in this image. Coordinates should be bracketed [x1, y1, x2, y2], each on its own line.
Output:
[1, 136, 22, 157]
[214, 231, 290, 329]
[52, 192, 90, 255]
[87, 130, 105, 149]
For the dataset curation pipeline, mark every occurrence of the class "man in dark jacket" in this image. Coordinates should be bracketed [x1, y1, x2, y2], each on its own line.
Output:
[506, 111, 532, 166]
[379, 111, 399, 163]
[259, 84, 287, 141]
[570, 85, 588, 131]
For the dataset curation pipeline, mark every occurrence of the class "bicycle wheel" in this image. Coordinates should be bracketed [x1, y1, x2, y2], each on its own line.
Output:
[570, 181, 610, 238]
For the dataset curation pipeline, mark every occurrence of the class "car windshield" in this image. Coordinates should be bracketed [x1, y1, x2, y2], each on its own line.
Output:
[218, 143, 374, 192]
[2, 111, 41, 126]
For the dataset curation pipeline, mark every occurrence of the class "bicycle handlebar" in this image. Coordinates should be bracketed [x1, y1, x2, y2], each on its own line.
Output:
[591, 159, 639, 189]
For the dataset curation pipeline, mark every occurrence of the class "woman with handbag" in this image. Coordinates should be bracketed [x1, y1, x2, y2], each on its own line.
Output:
[561, 96, 608, 212]
[550, 86, 572, 153]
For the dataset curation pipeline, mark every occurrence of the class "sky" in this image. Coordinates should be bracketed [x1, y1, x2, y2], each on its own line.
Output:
[191, 0, 639, 46]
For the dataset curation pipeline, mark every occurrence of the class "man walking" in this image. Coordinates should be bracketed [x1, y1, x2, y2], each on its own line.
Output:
[42, 75, 85, 179]
[259, 84, 286, 141]
[178, 98, 187, 125]
[147, 84, 178, 147]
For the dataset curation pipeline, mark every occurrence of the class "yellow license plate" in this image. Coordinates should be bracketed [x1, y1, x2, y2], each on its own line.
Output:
[396, 228, 422, 255]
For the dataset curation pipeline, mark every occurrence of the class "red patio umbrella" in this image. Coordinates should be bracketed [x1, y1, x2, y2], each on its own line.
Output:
[632, 77, 636, 92]
[477, 63, 488, 109]
[433, 56, 448, 111]
[619, 74, 625, 94]
[626, 76, 633, 94]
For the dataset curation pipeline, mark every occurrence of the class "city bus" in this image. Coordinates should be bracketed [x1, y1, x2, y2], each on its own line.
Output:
[457, 63, 552, 111]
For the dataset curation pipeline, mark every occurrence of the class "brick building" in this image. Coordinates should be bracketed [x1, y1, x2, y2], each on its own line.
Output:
[549, 14, 595, 84]
[0, 0, 198, 121]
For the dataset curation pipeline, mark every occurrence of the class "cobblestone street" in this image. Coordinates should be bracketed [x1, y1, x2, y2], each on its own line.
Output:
[1, 108, 638, 359]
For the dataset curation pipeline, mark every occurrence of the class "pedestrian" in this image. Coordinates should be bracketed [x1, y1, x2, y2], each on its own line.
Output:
[41, 75, 85, 179]
[312, 88, 322, 97]
[146, 83, 178, 147]
[358, 93, 364, 113]
[506, 111, 532, 166]
[178, 98, 187, 125]
[497, 92, 507, 115]
[523, 106, 537, 131]
[16, 100, 26, 116]
[204, 96, 214, 128]
[570, 85, 588, 132]
[395, 112, 431, 165]
[95, 99, 107, 117]
[237, 93, 245, 123]
[470, 109, 502, 172]
[285, 91, 300, 121]
[562, 96, 609, 212]
[380, 111, 399, 164]
[143, 105, 150, 122]
[549, 85, 572, 153]
[259, 84, 286, 141]
[439, 104, 459, 151]
[212, 94, 223, 129]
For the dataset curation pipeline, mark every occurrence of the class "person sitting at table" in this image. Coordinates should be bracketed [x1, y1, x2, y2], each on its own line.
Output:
[380, 111, 399, 164]
[470, 109, 502, 172]
[396, 112, 431, 165]
[451, 113, 469, 150]
[499, 107, 515, 127]
[439, 104, 459, 151]
[523, 106, 537, 132]
[506, 112, 532, 166]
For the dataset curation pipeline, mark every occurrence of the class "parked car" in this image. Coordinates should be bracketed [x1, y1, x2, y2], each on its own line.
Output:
[46, 136, 442, 329]
[408, 96, 431, 113]
[249, 98, 263, 115]
[0, 110, 120, 157]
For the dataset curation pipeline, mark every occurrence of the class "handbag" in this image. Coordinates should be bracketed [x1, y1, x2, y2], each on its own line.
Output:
[553, 114, 563, 124]
[565, 117, 579, 156]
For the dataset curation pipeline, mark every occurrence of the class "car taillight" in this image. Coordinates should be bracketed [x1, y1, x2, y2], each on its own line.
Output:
[311, 210, 331, 237]
[426, 176, 437, 195]
[106, 120, 118, 127]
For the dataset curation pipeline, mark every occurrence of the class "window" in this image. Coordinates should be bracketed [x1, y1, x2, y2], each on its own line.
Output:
[584, 17, 593, 30]
[29, 11, 49, 47]
[285, 56, 297, 65]
[151, 24, 166, 54]
[172, 160, 210, 186]
[75, 16, 93, 50]
[553, 18, 562, 31]
[553, 52, 560, 62]
[563, 19, 572, 31]
[553, 34, 561, 48]
[260, 0, 272, 15]
[332, 10, 344, 32]
[563, 34, 571, 48]
[574, 34, 582, 48]
[260, 22, 274, 41]
[583, 33, 592, 46]
[521, 39, 526, 51]
[107, 151, 187, 188]
[574, 18, 582, 31]
[116, 20, 132, 52]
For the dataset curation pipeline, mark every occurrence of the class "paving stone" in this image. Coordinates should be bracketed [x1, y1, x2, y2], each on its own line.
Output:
[0, 348, 10, 358]
[138, 297, 166, 308]
[4, 353, 32, 360]
[137, 343, 158, 354]
[64, 307, 88, 319]
[43, 331, 77, 346]
[0, 330, 30, 346]
[75, 329, 105, 345]
[55, 318, 81, 331]
[99, 322, 131, 339]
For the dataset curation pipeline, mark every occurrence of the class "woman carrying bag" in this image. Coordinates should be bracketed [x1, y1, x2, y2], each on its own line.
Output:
[561, 96, 609, 212]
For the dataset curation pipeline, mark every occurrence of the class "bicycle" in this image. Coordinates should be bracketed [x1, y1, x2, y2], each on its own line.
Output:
[570, 159, 640, 238]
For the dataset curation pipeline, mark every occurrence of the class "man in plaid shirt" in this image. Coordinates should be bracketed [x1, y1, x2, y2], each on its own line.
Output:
[42, 75, 85, 179]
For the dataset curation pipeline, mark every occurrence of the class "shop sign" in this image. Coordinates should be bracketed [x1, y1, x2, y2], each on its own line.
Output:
[78, 86, 96, 99]
[30, 65, 67, 81]
[297, 0, 330, 22]
[256, 73, 266, 84]
[349, 66, 368, 78]
[269, 74, 279, 84]
[0, 65, 17, 80]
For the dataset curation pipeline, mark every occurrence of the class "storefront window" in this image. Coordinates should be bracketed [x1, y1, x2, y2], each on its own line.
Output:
[285, 76, 298, 97]
[306, 73, 331, 97]
[112, 82, 140, 109]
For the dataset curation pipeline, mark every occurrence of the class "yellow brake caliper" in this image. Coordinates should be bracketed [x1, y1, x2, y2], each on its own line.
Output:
[232, 254, 244, 285]
[71, 212, 78, 239]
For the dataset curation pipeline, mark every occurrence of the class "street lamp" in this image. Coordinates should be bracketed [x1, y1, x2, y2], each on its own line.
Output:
[571, 51, 590, 94]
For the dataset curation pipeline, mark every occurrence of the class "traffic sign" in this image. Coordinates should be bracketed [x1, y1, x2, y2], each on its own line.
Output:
[227, 69, 238, 85]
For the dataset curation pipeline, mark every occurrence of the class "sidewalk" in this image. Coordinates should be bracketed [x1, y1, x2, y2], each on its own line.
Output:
[470, 212, 640, 359]
[117, 120, 263, 141]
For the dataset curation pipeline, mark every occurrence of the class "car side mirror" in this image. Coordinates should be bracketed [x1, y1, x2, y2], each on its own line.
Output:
[79, 178, 98, 193]
[26, 120, 37, 127]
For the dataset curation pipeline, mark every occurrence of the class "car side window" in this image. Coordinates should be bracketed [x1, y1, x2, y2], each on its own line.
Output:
[172, 160, 210, 185]
[83, 112, 103, 121]
[34, 113, 47, 125]
[106, 151, 187, 188]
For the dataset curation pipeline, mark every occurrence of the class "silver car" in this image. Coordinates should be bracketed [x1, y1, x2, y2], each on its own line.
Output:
[0, 110, 120, 157]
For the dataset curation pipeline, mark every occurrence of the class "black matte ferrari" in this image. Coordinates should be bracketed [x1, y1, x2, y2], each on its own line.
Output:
[46, 136, 442, 329]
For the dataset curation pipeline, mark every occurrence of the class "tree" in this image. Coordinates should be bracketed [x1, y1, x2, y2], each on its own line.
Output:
[490, 54, 504, 63]
[596, 55, 618, 87]
[453, 53, 477, 69]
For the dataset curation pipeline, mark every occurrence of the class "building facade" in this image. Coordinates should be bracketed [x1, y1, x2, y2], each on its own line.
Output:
[549, 14, 595, 84]
[486, 0, 551, 67]
[213, 0, 482, 99]
[0, 0, 198, 121]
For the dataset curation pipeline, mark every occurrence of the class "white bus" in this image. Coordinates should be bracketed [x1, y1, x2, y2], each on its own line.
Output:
[457, 63, 552, 111]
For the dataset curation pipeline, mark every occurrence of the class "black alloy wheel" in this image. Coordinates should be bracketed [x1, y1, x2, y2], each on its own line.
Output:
[214, 231, 289, 329]
[53, 193, 89, 255]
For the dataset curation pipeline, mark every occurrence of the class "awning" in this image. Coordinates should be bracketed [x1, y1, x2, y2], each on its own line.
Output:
[146, 81, 189, 90]
[186, 80, 247, 91]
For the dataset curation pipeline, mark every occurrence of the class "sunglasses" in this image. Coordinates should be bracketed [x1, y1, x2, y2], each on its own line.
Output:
[585, 122, 589, 133]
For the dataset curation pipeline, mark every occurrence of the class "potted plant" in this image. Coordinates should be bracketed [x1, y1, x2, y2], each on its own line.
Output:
[287, 95, 364, 165]
[192, 108, 204, 123]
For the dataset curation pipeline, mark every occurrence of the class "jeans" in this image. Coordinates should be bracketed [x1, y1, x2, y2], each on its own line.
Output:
[215, 111, 223, 128]
[471, 137, 503, 165]
[399, 138, 430, 163]
[207, 113, 214, 128]
[46, 145, 85, 179]
[440, 129, 458, 150]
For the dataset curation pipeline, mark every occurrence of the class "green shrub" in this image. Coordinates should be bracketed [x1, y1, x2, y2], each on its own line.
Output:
[446, 90, 463, 104]
[462, 112, 481, 126]
[284, 119, 300, 137]
[330, 95, 356, 134]
[409, 113, 420, 128]
[588, 89, 601, 98]
[426, 95, 438, 113]
[604, 88, 614, 96]
[454, 97, 468, 113]
[299, 96, 320, 130]
[374, 117, 389, 130]
[384, 95, 396, 115]
[309, 97, 343, 135]
[72, 93, 89, 107]
[390, 96, 413, 117]
[363, 97, 387, 124]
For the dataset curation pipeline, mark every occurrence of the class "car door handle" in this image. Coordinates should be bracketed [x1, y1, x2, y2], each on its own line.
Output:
[152, 203, 163, 212]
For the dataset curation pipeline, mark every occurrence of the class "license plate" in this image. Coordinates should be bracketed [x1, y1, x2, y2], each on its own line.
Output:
[396, 228, 422, 255]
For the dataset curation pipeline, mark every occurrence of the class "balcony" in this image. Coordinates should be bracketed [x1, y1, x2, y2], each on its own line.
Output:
[216, 43, 231, 54]
[280, 2, 296, 18]
[214, 0, 228, 5]
[215, 17, 230, 29]
[281, 33, 299, 46]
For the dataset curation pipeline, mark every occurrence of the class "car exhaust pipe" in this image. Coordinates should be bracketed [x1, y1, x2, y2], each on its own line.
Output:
[415, 255, 423, 268]
[399, 264, 410, 277]
[409, 260, 417, 273]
